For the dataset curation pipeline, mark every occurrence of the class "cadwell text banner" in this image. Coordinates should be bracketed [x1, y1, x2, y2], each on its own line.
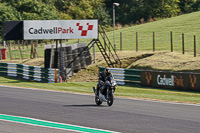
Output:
[141, 70, 200, 91]
[23, 20, 98, 40]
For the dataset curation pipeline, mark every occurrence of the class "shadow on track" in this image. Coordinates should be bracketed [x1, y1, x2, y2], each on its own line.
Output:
[63, 104, 107, 107]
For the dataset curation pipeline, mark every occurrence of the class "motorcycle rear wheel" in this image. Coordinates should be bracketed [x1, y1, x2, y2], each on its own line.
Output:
[95, 95, 102, 105]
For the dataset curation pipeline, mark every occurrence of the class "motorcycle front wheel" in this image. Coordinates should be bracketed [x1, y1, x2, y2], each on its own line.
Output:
[95, 95, 102, 106]
[107, 92, 114, 106]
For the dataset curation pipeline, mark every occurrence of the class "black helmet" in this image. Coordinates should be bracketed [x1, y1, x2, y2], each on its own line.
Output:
[104, 67, 111, 76]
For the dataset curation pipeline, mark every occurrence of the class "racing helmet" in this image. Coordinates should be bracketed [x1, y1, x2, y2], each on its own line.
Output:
[104, 67, 111, 76]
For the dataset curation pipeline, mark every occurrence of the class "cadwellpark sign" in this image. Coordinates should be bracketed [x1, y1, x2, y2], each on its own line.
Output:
[3, 20, 98, 40]
[141, 70, 199, 91]
[23, 20, 98, 40]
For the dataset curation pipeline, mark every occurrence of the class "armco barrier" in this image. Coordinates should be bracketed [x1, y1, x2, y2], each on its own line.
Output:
[99, 67, 141, 85]
[0, 63, 60, 83]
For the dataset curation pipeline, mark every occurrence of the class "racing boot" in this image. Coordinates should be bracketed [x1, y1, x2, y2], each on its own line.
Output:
[96, 85, 100, 96]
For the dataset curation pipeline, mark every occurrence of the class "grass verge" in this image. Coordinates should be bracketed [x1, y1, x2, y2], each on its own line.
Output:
[1, 76, 200, 104]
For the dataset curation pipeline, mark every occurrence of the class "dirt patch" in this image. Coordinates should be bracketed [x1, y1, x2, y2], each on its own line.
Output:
[128, 52, 200, 72]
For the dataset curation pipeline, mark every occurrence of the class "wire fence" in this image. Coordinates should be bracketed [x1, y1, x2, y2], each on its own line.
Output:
[113, 31, 199, 56]
[0, 40, 45, 60]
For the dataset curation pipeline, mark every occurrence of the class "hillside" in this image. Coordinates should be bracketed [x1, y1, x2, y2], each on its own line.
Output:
[115, 11, 200, 34]
[1, 11, 200, 82]
[104, 11, 200, 52]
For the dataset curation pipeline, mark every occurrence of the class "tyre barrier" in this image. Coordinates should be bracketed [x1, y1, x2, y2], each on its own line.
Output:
[64, 46, 72, 67]
[72, 49, 81, 71]
[44, 43, 92, 78]
[59, 49, 66, 81]
[78, 47, 86, 68]
[85, 47, 92, 66]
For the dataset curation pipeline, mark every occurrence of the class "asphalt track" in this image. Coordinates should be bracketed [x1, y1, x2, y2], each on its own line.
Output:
[0, 86, 200, 133]
[0, 120, 68, 133]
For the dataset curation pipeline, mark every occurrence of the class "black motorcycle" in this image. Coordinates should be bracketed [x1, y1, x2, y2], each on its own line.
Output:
[93, 77, 117, 106]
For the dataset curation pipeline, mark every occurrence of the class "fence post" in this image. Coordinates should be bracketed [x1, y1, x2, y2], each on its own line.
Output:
[171, 31, 173, 52]
[182, 33, 184, 54]
[136, 32, 138, 52]
[153, 32, 155, 52]
[22, 40, 24, 50]
[8, 42, 12, 60]
[93, 43, 96, 64]
[194, 35, 196, 57]
[120, 32, 122, 51]
[30, 41, 34, 59]
[18, 40, 23, 60]
[26, 41, 29, 49]
[35, 41, 39, 58]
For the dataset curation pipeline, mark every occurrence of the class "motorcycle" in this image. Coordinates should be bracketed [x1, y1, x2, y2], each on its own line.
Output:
[93, 77, 117, 106]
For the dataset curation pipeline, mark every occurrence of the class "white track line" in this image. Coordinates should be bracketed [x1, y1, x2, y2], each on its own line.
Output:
[0, 113, 120, 133]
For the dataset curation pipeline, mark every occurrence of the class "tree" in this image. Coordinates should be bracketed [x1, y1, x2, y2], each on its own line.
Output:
[15, 0, 59, 20]
[104, 0, 181, 25]
[94, 6, 111, 26]
[179, 0, 196, 13]
[117, 0, 145, 24]
[191, 0, 200, 11]
[143, 0, 180, 19]
[68, 0, 94, 19]
[0, 3, 21, 41]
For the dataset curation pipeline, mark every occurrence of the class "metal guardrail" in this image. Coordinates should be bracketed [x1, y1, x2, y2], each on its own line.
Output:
[0, 63, 60, 83]
[99, 67, 141, 85]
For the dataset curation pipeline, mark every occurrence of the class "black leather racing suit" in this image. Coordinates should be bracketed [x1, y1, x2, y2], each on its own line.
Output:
[96, 71, 113, 95]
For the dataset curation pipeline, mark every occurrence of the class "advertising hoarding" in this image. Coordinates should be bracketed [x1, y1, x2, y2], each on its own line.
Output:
[23, 20, 98, 40]
[141, 70, 200, 91]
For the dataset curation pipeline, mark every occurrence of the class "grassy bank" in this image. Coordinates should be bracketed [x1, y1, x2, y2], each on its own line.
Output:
[104, 11, 200, 52]
[1, 76, 200, 104]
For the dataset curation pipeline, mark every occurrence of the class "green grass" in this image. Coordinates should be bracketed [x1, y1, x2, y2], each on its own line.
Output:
[104, 11, 200, 53]
[1, 76, 200, 104]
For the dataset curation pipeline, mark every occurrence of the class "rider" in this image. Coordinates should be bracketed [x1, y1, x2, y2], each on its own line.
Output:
[96, 67, 113, 96]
